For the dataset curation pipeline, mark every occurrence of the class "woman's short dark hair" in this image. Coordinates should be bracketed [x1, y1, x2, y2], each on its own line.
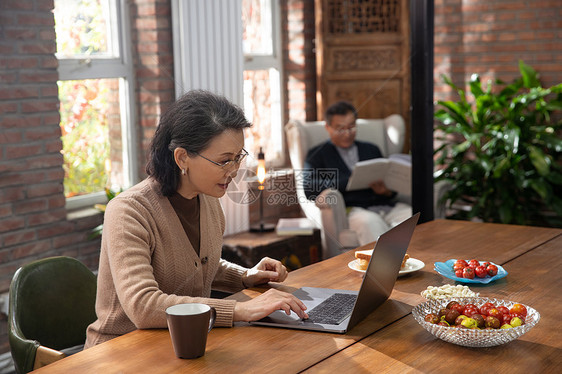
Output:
[325, 101, 358, 126]
[146, 90, 251, 196]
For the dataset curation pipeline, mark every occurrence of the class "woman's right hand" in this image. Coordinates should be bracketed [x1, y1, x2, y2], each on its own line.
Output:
[233, 289, 308, 322]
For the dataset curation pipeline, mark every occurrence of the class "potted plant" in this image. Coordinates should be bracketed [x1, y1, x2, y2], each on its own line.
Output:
[434, 61, 562, 227]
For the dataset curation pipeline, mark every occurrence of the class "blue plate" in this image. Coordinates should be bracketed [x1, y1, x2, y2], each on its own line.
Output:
[434, 259, 508, 284]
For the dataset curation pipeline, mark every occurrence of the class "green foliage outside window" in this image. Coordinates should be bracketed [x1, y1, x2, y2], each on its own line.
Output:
[55, 0, 112, 198]
[54, 0, 108, 57]
[58, 80, 111, 197]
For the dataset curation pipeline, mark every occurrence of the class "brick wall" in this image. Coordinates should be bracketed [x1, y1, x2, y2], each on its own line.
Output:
[0, 0, 175, 356]
[130, 0, 175, 168]
[0, 0, 71, 355]
[434, 0, 562, 102]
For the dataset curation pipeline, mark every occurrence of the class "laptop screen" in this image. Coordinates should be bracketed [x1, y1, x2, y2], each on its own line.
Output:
[347, 212, 420, 329]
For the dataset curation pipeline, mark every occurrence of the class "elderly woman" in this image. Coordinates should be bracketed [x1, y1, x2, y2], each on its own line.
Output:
[85, 90, 307, 348]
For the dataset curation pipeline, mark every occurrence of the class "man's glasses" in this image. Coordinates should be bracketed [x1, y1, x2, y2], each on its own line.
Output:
[195, 149, 249, 168]
[333, 125, 357, 135]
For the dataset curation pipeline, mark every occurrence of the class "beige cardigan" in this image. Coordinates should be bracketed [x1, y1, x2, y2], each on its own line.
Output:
[85, 178, 248, 348]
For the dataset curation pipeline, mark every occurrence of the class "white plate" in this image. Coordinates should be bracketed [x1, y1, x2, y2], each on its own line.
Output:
[399, 258, 425, 276]
[348, 258, 425, 277]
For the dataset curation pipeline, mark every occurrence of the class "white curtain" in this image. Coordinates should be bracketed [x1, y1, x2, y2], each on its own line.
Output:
[171, 0, 249, 235]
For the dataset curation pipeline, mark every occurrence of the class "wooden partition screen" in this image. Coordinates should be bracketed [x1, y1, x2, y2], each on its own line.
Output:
[315, 0, 411, 151]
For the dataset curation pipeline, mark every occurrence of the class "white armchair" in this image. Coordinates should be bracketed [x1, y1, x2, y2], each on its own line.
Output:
[285, 115, 408, 259]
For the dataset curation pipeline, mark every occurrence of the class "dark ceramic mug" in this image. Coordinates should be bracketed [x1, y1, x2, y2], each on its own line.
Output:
[166, 303, 217, 359]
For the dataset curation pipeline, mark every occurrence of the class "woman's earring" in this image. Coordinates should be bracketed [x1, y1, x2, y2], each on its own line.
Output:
[181, 169, 186, 176]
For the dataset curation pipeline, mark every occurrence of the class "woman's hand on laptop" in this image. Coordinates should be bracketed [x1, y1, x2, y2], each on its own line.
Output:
[242, 257, 288, 287]
[233, 289, 309, 321]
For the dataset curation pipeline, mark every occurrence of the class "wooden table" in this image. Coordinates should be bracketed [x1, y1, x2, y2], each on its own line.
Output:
[33, 220, 562, 373]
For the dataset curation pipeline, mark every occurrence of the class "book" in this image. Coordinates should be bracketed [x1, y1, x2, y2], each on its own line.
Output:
[345, 154, 411, 196]
[276, 218, 315, 236]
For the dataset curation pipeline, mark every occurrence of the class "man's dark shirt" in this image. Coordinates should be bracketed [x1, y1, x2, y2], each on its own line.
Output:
[303, 140, 395, 209]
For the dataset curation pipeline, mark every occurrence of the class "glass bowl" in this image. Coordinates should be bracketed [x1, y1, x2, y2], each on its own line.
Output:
[412, 297, 540, 347]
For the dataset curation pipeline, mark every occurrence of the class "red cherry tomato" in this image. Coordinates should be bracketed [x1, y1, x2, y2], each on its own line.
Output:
[453, 263, 466, 271]
[488, 308, 502, 319]
[450, 303, 465, 314]
[463, 267, 475, 279]
[487, 264, 498, 277]
[482, 261, 491, 268]
[454, 268, 464, 277]
[455, 259, 468, 267]
[479, 302, 495, 316]
[510, 303, 528, 317]
[497, 306, 510, 316]
[463, 307, 479, 317]
[474, 265, 488, 278]
[468, 259, 480, 269]
[501, 313, 514, 325]
[463, 303, 478, 311]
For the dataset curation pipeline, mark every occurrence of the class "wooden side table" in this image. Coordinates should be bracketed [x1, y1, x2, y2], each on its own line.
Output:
[222, 229, 321, 270]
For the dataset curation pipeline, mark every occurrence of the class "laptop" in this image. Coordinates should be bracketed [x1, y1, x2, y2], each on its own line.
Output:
[251, 212, 420, 333]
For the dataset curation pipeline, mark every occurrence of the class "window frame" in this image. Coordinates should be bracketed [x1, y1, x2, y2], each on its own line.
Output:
[56, 0, 137, 210]
[243, 0, 285, 168]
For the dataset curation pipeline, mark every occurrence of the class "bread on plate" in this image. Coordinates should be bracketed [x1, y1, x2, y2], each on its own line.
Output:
[354, 249, 410, 271]
[354, 249, 372, 271]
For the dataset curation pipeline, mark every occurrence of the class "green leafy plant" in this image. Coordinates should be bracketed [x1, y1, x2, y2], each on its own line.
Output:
[88, 188, 122, 239]
[434, 61, 562, 227]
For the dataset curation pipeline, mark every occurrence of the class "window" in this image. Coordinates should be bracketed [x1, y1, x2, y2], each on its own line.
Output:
[242, 0, 284, 166]
[54, 0, 136, 209]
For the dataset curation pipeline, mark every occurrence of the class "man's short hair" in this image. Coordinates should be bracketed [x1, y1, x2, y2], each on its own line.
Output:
[325, 101, 358, 125]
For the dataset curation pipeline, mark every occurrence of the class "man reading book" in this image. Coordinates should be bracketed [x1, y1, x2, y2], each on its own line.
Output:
[303, 101, 411, 246]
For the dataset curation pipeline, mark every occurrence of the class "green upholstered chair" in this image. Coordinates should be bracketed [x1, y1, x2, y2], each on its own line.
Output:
[8, 256, 97, 374]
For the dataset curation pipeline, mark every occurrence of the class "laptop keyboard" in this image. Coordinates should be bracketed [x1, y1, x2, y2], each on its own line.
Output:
[306, 293, 357, 325]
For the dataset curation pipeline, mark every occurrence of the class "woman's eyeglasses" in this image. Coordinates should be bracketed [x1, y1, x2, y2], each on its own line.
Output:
[195, 149, 249, 168]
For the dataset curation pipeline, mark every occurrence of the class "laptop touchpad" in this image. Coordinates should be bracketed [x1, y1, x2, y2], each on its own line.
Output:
[261, 310, 303, 324]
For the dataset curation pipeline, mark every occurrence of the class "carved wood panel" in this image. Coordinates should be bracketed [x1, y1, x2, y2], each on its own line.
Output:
[315, 0, 411, 151]
[326, 0, 401, 34]
[326, 79, 401, 120]
[328, 46, 401, 74]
